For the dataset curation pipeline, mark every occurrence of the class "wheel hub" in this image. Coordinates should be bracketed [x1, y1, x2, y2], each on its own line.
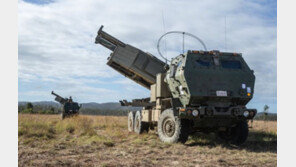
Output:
[162, 118, 175, 137]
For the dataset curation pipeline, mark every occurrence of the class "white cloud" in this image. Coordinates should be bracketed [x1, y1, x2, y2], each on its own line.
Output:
[18, 0, 276, 110]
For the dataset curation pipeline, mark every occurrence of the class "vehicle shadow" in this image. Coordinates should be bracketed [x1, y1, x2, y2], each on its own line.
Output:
[185, 131, 277, 153]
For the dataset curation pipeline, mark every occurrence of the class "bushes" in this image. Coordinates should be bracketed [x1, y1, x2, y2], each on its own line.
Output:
[20, 108, 33, 114]
[254, 114, 277, 121]
[79, 108, 127, 116]
[18, 102, 131, 116]
[18, 102, 58, 114]
[37, 110, 57, 114]
[19, 109, 57, 114]
[18, 103, 59, 114]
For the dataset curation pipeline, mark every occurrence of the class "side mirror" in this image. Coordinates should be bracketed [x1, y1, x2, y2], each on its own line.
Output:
[164, 64, 169, 71]
[169, 65, 176, 78]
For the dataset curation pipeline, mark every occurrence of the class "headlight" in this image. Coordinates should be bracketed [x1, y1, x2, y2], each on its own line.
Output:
[243, 111, 249, 117]
[192, 110, 199, 117]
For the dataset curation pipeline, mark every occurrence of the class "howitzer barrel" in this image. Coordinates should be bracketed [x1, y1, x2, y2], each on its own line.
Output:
[51, 91, 67, 104]
[95, 25, 166, 89]
[51, 91, 60, 97]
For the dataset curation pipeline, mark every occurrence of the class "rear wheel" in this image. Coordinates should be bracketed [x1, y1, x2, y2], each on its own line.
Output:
[134, 111, 149, 134]
[127, 111, 135, 132]
[157, 109, 189, 143]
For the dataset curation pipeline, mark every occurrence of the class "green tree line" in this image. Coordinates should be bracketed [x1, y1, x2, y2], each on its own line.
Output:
[253, 114, 277, 121]
[18, 102, 60, 114]
[18, 103, 128, 116]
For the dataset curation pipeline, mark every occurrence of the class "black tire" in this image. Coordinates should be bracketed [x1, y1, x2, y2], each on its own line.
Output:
[217, 131, 231, 141]
[157, 109, 189, 143]
[134, 111, 149, 134]
[217, 121, 249, 145]
[230, 121, 249, 145]
[128, 111, 135, 132]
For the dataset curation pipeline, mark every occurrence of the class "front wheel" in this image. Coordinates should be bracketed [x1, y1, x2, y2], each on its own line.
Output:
[230, 121, 249, 145]
[217, 121, 249, 145]
[157, 109, 189, 143]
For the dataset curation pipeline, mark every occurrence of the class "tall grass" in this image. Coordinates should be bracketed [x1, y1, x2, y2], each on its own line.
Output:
[18, 114, 127, 146]
[19, 114, 277, 147]
[18, 114, 57, 139]
[249, 120, 277, 134]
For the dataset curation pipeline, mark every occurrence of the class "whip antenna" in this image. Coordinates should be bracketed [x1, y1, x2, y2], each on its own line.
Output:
[157, 31, 207, 63]
[182, 32, 185, 54]
[161, 10, 167, 64]
[225, 16, 227, 51]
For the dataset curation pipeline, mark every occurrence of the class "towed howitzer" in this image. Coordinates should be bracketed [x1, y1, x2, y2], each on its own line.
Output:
[95, 25, 257, 145]
[51, 91, 81, 119]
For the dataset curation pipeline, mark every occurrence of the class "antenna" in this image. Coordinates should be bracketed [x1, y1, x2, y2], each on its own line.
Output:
[161, 11, 167, 64]
[225, 16, 227, 51]
[157, 31, 207, 63]
[182, 32, 185, 54]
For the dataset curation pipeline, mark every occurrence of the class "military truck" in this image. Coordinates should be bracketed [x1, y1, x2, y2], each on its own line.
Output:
[51, 91, 81, 119]
[95, 25, 257, 145]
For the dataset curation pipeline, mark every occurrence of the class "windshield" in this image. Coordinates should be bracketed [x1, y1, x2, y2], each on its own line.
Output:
[221, 60, 242, 69]
[196, 60, 210, 67]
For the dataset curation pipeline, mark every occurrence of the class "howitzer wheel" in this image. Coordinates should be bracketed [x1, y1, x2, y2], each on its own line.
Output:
[157, 109, 189, 143]
[128, 111, 135, 132]
[61, 112, 66, 120]
[134, 111, 149, 134]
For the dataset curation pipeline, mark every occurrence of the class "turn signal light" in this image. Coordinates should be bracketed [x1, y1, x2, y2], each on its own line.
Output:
[187, 109, 192, 115]
[249, 111, 254, 117]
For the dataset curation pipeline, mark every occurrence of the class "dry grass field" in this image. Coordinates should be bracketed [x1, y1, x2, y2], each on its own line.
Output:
[18, 114, 277, 167]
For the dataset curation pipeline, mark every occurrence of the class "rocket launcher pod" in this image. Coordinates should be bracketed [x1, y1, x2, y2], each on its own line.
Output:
[95, 25, 166, 89]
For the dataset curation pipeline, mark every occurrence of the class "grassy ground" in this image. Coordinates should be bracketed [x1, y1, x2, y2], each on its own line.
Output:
[18, 114, 277, 167]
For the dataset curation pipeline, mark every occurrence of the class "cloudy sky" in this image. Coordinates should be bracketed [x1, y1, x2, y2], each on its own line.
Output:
[18, 0, 277, 113]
